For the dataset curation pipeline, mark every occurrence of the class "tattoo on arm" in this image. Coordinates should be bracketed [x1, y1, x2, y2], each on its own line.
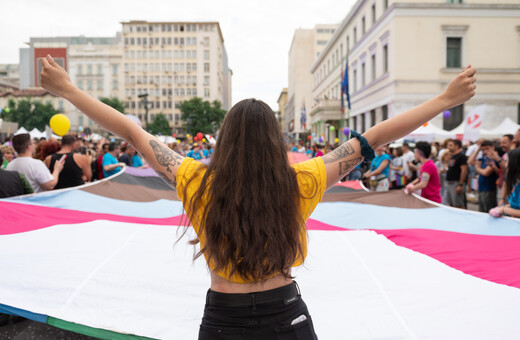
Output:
[338, 157, 362, 176]
[149, 140, 183, 173]
[322, 142, 355, 164]
[149, 140, 183, 189]
[157, 170, 177, 190]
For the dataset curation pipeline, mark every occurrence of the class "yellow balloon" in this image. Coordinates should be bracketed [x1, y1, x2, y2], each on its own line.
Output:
[186, 133, 191, 137]
[50, 114, 70, 136]
[335, 138, 339, 143]
[176, 140, 181, 144]
[202, 138, 207, 142]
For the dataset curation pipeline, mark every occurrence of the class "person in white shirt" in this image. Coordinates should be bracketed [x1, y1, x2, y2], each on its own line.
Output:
[6, 133, 64, 192]
[401, 142, 416, 181]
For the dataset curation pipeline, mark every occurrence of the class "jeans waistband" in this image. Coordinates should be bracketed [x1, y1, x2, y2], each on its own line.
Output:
[206, 281, 301, 308]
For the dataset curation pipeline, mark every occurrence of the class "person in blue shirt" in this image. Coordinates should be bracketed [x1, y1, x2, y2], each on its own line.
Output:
[489, 148, 520, 218]
[186, 144, 203, 160]
[132, 153, 144, 167]
[102, 142, 125, 178]
[469, 140, 500, 212]
[363, 145, 391, 191]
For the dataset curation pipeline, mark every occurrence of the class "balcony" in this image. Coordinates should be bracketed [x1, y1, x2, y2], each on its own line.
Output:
[309, 99, 343, 123]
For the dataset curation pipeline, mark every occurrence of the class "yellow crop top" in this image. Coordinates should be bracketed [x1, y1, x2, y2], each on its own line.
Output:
[176, 156, 327, 283]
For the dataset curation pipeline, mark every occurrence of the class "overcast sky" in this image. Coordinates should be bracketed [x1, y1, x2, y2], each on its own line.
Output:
[1, 0, 356, 109]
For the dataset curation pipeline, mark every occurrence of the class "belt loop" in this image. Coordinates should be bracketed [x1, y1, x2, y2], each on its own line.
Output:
[294, 281, 301, 296]
[251, 293, 256, 311]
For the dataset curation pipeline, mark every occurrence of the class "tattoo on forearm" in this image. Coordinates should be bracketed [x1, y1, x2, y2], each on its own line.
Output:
[338, 157, 362, 176]
[157, 170, 177, 190]
[322, 142, 355, 164]
[149, 140, 183, 173]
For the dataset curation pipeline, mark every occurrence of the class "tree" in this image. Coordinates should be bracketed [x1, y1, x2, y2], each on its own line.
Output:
[180, 97, 226, 136]
[147, 113, 171, 135]
[0, 98, 59, 131]
[99, 97, 125, 114]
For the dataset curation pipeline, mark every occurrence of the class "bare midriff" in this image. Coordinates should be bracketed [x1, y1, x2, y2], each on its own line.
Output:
[210, 270, 293, 293]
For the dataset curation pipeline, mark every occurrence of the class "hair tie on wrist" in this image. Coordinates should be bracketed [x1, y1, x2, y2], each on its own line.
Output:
[349, 130, 375, 165]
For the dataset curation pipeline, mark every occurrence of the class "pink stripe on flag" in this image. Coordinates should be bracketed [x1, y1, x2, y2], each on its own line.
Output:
[0, 201, 188, 235]
[334, 181, 363, 190]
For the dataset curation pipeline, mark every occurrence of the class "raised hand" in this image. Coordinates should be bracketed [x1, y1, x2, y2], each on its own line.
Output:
[442, 65, 477, 109]
[40, 55, 75, 98]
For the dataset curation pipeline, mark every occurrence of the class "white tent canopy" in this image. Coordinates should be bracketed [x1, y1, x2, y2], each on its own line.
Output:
[14, 127, 28, 135]
[484, 117, 520, 136]
[405, 123, 454, 142]
[29, 128, 46, 140]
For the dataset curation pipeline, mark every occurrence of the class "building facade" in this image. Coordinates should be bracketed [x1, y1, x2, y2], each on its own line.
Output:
[277, 88, 288, 130]
[121, 21, 232, 136]
[310, 0, 520, 143]
[286, 25, 337, 140]
[18, 35, 123, 131]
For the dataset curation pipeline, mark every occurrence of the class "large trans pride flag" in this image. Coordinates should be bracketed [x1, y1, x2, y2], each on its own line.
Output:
[1, 155, 520, 339]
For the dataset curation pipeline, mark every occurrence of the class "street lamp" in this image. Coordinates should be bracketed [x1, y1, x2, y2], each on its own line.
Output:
[138, 93, 150, 128]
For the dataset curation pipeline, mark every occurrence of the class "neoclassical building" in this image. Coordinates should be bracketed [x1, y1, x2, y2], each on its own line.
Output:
[309, 0, 520, 143]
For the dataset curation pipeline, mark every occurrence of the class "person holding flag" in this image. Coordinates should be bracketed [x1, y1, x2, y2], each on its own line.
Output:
[40, 55, 476, 339]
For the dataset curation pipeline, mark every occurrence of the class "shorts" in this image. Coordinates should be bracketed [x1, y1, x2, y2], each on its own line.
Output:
[479, 190, 497, 213]
[199, 281, 318, 339]
[444, 181, 465, 207]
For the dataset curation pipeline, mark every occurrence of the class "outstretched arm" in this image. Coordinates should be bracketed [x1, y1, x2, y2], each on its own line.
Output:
[40, 55, 183, 190]
[322, 66, 476, 189]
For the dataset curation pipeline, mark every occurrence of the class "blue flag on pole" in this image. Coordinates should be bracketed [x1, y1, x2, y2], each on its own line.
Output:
[341, 58, 351, 110]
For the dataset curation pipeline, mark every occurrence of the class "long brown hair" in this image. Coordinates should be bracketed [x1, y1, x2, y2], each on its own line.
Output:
[182, 99, 305, 282]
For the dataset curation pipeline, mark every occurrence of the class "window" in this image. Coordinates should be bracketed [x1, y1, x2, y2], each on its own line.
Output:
[204, 88, 210, 97]
[383, 0, 388, 10]
[382, 105, 388, 121]
[97, 65, 102, 75]
[353, 69, 357, 92]
[187, 88, 192, 96]
[447, 0, 463, 3]
[443, 104, 463, 130]
[204, 50, 210, 60]
[193, 88, 197, 96]
[353, 116, 358, 131]
[192, 63, 197, 71]
[78, 80, 83, 90]
[203, 37, 210, 47]
[112, 80, 118, 90]
[204, 76, 209, 85]
[372, 4, 376, 24]
[180, 88, 185, 96]
[204, 63, 210, 72]
[187, 63, 191, 72]
[371, 54, 376, 81]
[383, 45, 388, 73]
[446, 37, 462, 68]
[362, 17, 366, 35]
[87, 65, 92, 75]
[361, 113, 366, 133]
[353, 27, 357, 44]
[361, 62, 366, 87]
[78, 115, 84, 127]
[370, 109, 376, 127]
[112, 64, 118, 76]
[346, 36, 350, 54]
[97, 79, 103, 90]
[78, 65, 83, 74]
[88, 80, 93, 90]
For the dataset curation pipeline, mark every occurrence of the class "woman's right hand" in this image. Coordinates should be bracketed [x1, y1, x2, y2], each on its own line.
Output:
[40, 55, 75, 98]
[441, 65, 477, 109]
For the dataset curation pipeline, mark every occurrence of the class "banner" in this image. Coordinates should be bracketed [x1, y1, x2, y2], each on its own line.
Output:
[463, 104, 486, 142]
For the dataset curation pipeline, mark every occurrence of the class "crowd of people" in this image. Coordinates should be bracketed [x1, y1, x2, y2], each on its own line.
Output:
[0, 132, 219, 199]
[2, 129, 520, 219]
[289, 131, 520, 219]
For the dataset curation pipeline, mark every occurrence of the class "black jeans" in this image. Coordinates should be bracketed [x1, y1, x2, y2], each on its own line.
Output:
[198, 281, 318, 339]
